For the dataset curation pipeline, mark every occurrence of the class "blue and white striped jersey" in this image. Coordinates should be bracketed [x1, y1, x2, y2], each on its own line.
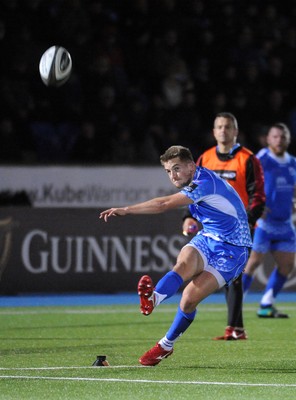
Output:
[181, 167, 252, 247]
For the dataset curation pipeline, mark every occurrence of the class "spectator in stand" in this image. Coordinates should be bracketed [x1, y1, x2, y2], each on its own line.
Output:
[0, 1, 296, 163]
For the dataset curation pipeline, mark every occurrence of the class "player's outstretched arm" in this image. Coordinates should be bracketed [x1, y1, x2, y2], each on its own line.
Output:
[99, 207, 128, 222]
[99, 193, 192, 222]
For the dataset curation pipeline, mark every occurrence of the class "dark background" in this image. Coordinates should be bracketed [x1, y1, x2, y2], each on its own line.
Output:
[1, 0, 296, 165]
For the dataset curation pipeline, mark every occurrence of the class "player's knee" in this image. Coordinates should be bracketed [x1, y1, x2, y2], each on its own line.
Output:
[277, 264, 294, 276]
[180, 288, 198, 312]
[245, 256, 262, 274]
[180, 298, 197, 314]
[244, 263, 255, 275]
[173, 262, 189, 280]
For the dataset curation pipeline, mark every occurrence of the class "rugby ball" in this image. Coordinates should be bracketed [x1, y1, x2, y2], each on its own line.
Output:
[39, 46, 72, 87]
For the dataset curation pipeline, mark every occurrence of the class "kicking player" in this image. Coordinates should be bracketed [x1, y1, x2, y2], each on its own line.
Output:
[243, 123, 296, 318]
[183, 112, 265, 340]
[100, 145, 252, 366]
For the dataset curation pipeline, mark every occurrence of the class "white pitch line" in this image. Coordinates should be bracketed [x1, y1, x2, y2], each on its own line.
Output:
[0, 306, 263, 316]
[0, 304, 294, 316]
[0, 308, 176, 316]
[0, 375, 296, 388]
[0, 366, 144, 370]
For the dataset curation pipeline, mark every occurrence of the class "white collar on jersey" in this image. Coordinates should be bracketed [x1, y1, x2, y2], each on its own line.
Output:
[268, 149, 290, 164]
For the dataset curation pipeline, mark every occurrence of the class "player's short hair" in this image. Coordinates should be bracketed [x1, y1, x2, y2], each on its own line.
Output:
[215, 112, 238, 130]
[270, 122, 291, 140]
[160, 145, 194, 165]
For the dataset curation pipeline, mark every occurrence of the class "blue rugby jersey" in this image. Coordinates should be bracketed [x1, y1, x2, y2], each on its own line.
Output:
[256, 148, 296, 222]
[180, 167, 252, 247]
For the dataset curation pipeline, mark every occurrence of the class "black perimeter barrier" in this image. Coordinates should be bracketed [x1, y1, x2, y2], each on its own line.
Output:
[0, 208, 295, 294]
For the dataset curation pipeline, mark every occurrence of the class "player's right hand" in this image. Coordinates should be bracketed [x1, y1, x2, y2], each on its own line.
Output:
[99, 207, 127, 222]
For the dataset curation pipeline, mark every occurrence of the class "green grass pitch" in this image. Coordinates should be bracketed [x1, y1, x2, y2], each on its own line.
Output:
[0, 301, 295, 400]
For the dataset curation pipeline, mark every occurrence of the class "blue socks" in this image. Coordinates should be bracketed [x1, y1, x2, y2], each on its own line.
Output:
[159, 306, 197, 349]
[155, 273, 195, 350]
[242, 273, 253, 294]
[166, 306, 196, 341]
[242, 268, 287, 307]
[155, 271, 184, 302]
[266, 268, 287, 297]
[261, 268, 287, 307]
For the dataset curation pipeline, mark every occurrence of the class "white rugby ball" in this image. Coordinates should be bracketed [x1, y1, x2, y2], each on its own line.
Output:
[39, 46, 72, 87]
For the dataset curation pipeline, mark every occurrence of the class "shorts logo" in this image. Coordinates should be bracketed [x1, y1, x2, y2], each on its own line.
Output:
[216, 257, 227, 267]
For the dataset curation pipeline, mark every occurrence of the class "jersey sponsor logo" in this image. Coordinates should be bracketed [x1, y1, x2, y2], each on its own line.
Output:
[277, 176, 287, 185]
[276, 176, 293, 191]
[214, 170, 237, 180]
[184, 183, 198, 192]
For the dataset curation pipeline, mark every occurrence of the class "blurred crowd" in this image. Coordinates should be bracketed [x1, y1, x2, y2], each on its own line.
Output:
[1, 0, 296, 165]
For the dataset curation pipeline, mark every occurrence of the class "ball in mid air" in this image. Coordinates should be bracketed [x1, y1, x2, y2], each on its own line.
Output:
[39, 46, 72, 87]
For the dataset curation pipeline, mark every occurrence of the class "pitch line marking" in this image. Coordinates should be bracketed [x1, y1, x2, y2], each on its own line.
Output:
[0, 305, 267, 316]
[0, 366, 143, 370]
[0, 375, 296, 388]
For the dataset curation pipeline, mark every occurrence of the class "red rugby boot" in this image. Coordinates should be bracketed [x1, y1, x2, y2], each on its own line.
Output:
[139, 343, 173, 366]
[137, 275, 155, 315]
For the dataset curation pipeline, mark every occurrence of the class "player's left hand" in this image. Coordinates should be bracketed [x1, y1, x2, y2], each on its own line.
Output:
[99, 208, 127, 222]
